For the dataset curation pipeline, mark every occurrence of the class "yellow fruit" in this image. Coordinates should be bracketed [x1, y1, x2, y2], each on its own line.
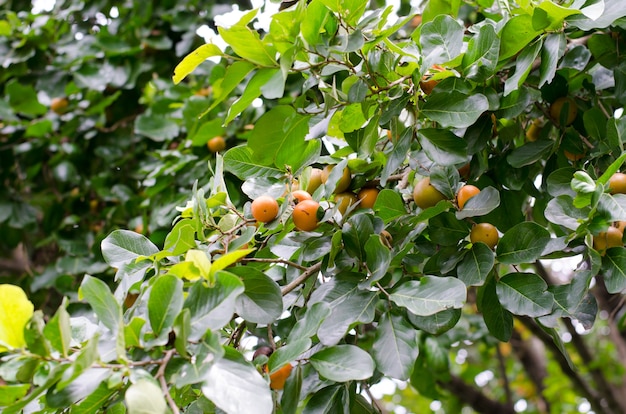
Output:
[334, 192, 358, 215]
[321, 165, 351, 193]
[269, 363, 293, 390]
[306, 168, 323, 194]
[420, 78, 438, 95]
[251, 196, 279, 223]
[207, 136, 226, 153]
[357, 187, 379, 209]
[50, 97, 69, 114]
[526, 119, 542, 142]
[413, 177, 446, 209]
[293, 199, 320, 231]
[470, 223, 499, 249]
[616, 221, 626, 234]
[593, 226, 623, 254]
[608, 172, 626, 194]
[291, 190, 312, 204]
[550, 97, 577, 126]
[457, 185, 481, 210]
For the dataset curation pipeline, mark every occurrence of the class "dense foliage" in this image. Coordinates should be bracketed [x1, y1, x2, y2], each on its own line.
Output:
[2, 0, 626, 413]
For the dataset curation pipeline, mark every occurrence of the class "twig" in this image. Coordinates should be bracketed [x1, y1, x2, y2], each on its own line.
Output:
[155, 349, 179, 414]
[242, 257, 308, 271]
[496, 344, 514, 409]
[281, 262, 322, 296]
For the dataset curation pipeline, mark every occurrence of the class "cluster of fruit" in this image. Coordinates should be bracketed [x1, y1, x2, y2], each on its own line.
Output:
[250, 165, 379, 231]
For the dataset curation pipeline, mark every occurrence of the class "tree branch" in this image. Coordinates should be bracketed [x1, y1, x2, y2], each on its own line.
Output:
[438, 375, 515, 414]
[155, 349, 179, 414]
[281, 262, 322, 296]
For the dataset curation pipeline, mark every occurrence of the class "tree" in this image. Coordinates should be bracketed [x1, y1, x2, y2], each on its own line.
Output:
[1, 0, 626, 413]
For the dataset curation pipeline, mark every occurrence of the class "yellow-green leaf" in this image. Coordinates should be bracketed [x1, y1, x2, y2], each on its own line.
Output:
[0, 284, 34, 352]
[186, 249, 212, 279]
[172, 43, 223, 84]
[209, 249, 255, 278]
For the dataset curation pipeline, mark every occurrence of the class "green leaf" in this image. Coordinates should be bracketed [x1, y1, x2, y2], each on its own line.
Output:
[539, 33, 566, 87]
[174, 309, 191, 358]
[496, 222, 551, 264]
[544, 195, 589, 230]
[43, 299, 72, 357]
[210, 249, 255, 278]
[372, 313, 418, 380]
[319, 0, 368, 25]
[363, 234, 391, 285]
[223, 145, 285, 179]
[602, 248, 626, 293]
[225, 68, 278, 124]
[538, 1, 581, 30]
[499, 14, 542, 61]
[101, 230, 159, 268]
[173, 43, 223, 84]
[0, 384, 30, 406]
[268, 338, 311, 373]
[309, 276, 377, 346]
[407, 308, 461, 335]
[496, 272, 554, 317]
[504, 39, 543, 96]
[79, 275, 122, 333]
[455, 186, 500, 219]
[47, 368, 111, 409]
[390, 276, 466, 316]
[134, 113, 180, 142]
[478, 275, 513, 341]
[302, 385, 347, 414]
[418, 128, 468, 166]
[70, 381, 118, 414]
[288, 302, 332, 342]
[429, 212, 471, 246]
[6, 80, 47, 116]
[422, 92, 489, 128]
[507, 140, 554, 168]
[202, 349, 273, 414]
[0, 284, 34, 352]
[462, 23, 499, 82]
[310, 344, 375, 382]
[218, 10, 277, 67]
[163, 218, 196, 256]
[420, 15, 464, 69]
[457, 242, 494, 286]
[229, 267, 283, 324]
[183, 271, 245, 340]
[205, 61, 256, 114]
[148, 275, 183, 337]
[125, 379, 167, 414]
[497, 87, 536, 119]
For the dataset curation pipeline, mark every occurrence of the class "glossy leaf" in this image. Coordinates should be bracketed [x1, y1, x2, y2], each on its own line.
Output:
[457, 242, 494, 286]
[496, 272, 554, 317]
[372, 313, 418, 379]
[125, 379, 167, 414]
[496, 222, 551, 264]
[79, 276, 122, 333]
[173, 43, 223, 84]
[230, 267, 283, 324]
[390, 276, 466, 316]
[310, 345, 375, 382]
[101, 230, 159, 268]
[0, 285, 34, 352]
[148, 275, 183, 337]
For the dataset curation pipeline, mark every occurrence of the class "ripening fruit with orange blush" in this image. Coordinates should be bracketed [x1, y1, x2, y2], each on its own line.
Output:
[268, 363, 293, 390]
[593, 226, 623, 254]
[293, 199, 320, 231]
[251, 195, 279, 223]
[50, 97, 69, 114]
[470, 223, 499, 249]
[419, 78, 438, 95]
[526, 119, 542, 142]
[291, 190, 312, 204]
[608, 172, 626, 194]
[457, 185, 480, 210]
[321, 165, 351, 193]
[207, 136, 226, 153]
[357, 187, 379, 209]
[413, 177, 446, 209]
[616, 221, 626, 234]
[334, 192, 358, 215]
[306, 168, 324, 194]
[550, 97, 577, 126]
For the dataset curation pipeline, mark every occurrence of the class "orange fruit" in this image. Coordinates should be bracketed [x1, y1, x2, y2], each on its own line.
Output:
[564, 150, 585, 162]
[269, 363, 293, 390]
[593, 226, 623, 254]
[293, 199, 320, 231]
[306, 168, 323, 194]
[251, 196, 279, 223]
[420, 78, 438, 95]
[321, 165, 351, 193]
[457, 185, 481, 210]
[334, 192, 358, 215]
[608, 172, 626, 194]
[470, 223, 499, 249]
[526, 119, 542, 142]
[357, 187, 379, 209]
[50, 97, 69, 114]
[616, 221, 626, 233]
[292, 190, 312, 204]
[550, 97, 577, 126]
[207, 136, 226, 153]
[413, 177, 446, 209]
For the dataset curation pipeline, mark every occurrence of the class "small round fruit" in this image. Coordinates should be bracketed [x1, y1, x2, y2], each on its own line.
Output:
[550, 97, 577, 126]
[251, 195, 279, 223]
[253, 346, 273, 360]
[608, 172, 626, 194]
[334, 192, 358, 215]
[293, 199, 320, 231]
[413, 177, 446, 209]
[306, 168, 323, 194]
[457, 185, 481, 210]
[526, 119, 543, 142]
[269, 363, 293, 390]
[420, 78, 438, 95]
[207, 136, 226, 153]
[50, 97, 69, 114]
[357, 187, 379, 209]
[616, 221, 626, 234]
[593, 226, 623, 253]
[380, 230, 393, 248]
[457, 163, 471, 180]
[292, 190, 313, 204]
[564, 150, 585, 162]
[470, 223, 499, 249]
[321, 165, 351, 193]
